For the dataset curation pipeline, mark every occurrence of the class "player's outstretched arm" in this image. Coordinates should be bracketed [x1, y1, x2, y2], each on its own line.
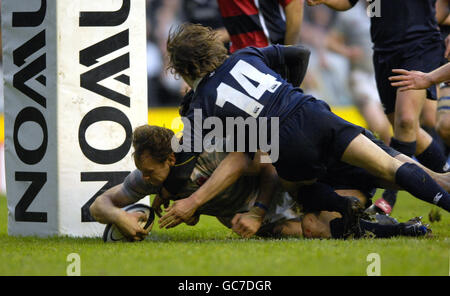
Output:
[284, 0, 304, 46]
[306, 0, 356, 11]
[415, 64, 450, 87]
[90, 184, 150, 241]
[159, 152, 252, 229]
[389, 69, 433, 91]
[389, 64, 450, 91]
[90, 184, 136, 224]
[231, 160, 279, 238]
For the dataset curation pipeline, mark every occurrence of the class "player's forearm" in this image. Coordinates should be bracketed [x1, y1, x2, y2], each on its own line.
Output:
[190, 152, 249, 208]
[284, 0, 304, 45]
[254, 164, 279, 213]
[89, 194, 123, 225]
[428, 63, 450, 85]
[284, 23, 302, 46]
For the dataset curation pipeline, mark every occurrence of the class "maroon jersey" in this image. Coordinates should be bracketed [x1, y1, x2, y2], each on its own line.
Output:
[217, 0, 293, 53]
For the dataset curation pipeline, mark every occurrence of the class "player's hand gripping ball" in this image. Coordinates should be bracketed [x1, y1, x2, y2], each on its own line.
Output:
[103, 204, 155, 242]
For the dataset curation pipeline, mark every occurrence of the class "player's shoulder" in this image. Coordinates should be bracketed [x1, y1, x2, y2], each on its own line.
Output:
[179, 88, 211, 118]
[233, 46, 261, 55]
[232, 45, 287, 65]
[124, 169, 144, 184]
[232, 46, 267, 58]
[234, 45, 285, 55]
[163, 151, 199, 195]
[121, 169, 159, 199]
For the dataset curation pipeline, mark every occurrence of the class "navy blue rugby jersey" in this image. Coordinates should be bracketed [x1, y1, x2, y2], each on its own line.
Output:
[369, 0, 441, 51]
[164, 45, 312, 194]
[182, 45, 314, 147]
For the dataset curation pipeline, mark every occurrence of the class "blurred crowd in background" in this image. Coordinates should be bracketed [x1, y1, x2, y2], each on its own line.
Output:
[146, 0, 374, 108]
[0, 0, 377, 112]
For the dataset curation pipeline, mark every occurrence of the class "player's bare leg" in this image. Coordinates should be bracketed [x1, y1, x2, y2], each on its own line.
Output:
[436, 111, 450, 147]
[436, 84, 450, 147]
[420, 99, 437, 132]
[342, 134, 402, 181]
[395, 89, 448, 172]
[358, 152, 450, 192]
[394, 89, 425, 142]
[341, 133, 450, 212]
[394, 154, 450, 192]
[376, 89, 433, 213]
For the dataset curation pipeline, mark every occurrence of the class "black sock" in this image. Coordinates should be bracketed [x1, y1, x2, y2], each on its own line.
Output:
[381, 189, 397, 207]
[383, 138, 417, 207]
[421, 125, 446, 154]
[390, 137, 416, 157]
[437, 193, 450, 211]
[416, 139, 448, 173]
[359, 219, 401, 238]
[297, 182, 350, 214]
[395, 163, 450, 212]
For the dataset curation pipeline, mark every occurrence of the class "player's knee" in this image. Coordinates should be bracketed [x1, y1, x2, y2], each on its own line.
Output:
[395, 115, 417, 132]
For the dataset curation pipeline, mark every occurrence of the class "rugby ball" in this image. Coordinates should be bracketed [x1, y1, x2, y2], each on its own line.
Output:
[103, 204, 155, 243]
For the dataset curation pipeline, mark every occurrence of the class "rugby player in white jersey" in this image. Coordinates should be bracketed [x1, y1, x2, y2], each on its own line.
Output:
[90, 125, 431, 241]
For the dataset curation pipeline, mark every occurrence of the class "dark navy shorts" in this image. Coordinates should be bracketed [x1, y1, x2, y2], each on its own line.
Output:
[274, 99, 364, 182]
[373, 37, 445, 114]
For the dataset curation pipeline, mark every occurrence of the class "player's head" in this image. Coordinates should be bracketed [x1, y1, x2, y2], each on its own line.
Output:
[132, 125, 176, 186]
[301, 212, 332, 239]
[166, 23, 228, 83]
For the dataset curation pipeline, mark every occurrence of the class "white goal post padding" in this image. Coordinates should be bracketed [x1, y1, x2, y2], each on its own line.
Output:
[2, 0, 148, 237]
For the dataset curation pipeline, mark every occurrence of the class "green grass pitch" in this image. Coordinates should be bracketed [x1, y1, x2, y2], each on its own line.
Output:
[0, 192, 448, 276]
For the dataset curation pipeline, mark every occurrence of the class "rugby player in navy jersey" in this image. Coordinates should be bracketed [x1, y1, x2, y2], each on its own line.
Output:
[307, 0, 449, 215]
[389, 0, 450, 152]
[404, 0, 450, 160]
[158, 24, 450, 232]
